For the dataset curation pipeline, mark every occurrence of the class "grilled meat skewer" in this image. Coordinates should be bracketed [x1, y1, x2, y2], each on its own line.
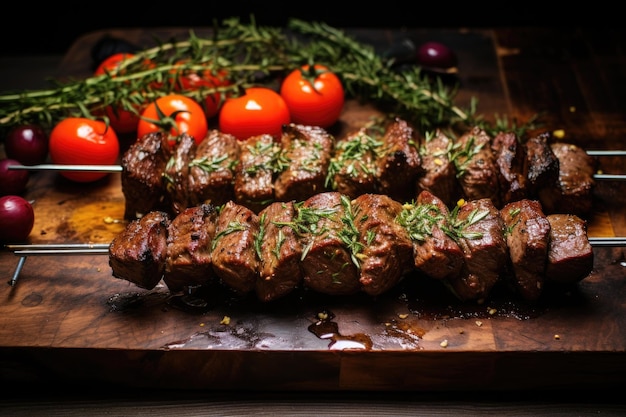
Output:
[108, 191, 594, 304]
[119, 120, 603, 224]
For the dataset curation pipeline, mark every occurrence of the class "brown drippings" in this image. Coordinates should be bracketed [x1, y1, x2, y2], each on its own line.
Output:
[307, 309, 373, 350]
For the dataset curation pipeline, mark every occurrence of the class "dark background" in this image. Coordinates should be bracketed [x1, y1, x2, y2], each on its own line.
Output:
[1, 2, 607, 56]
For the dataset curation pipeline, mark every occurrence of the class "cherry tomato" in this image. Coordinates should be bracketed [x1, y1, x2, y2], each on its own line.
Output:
[219, 87, 291, 140]
[280, 64, 344, 128]
[94, 53, 136, 76]
[170, 61, 231, 119]
[137, 94, 209, 145]
[94, 53, 147, 134]
[48, 117, 120, 183]
[0, 195, 35, 243]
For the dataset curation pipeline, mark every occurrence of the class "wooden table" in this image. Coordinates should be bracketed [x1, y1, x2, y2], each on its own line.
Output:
[1, 26, 626, 415]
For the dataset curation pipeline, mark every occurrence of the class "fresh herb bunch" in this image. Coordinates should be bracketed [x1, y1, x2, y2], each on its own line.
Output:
[0, 17, 483, 137]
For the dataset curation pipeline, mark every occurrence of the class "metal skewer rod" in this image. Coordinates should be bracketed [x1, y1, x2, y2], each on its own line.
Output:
[8, 164, 122, 173]
[8, 256, 26, 287]
[5, 243, 110, 257]
[8, 164, 626, 180]
[588, 237, 626, 247]
[593, 174, 626, 181]
[11, 249, 110, 256]
[586, 150, 626, 157]
[8, 238, 626, 253]
[5, 243, 111, 250]
[5, 237, 625, 286]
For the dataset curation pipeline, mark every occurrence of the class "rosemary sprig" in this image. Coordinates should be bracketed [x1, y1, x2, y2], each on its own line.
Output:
[444, 200, 489, 241]
[396, 202, 446, 242]
[211, 220, 248, 251]
[0, 17, 475, 135]
[336, 194, 364, 268]
[325, 126, 383, 189]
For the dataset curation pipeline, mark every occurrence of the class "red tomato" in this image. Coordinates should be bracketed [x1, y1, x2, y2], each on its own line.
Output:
[49, 118, 120, 183]
[219, 87, 291, 140]
[280, 64, 344, 128]
[94, 53, 136, 76]
[137, 94, 208, 145]
[170, 61, 231, 119]
[94, 53, 145, 134]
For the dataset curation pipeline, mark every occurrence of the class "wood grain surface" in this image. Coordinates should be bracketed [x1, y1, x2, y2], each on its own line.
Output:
[1, 27, 625, 398]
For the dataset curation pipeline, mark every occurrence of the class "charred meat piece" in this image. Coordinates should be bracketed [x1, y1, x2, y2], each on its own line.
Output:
[256, 201, 304, 302]
[500, 199, 551, 301]
[540, 143, 598, 218]
[545, 214, 593, 284]
[491, 131, 529, 205]
[447, 198, 507, 302]
[327, 125, 380, 198]
[211, 201, 260, 295]
[164, 204, 219, 293]
[416, 130, 462, 209]
[525, 132, 559, 198]
[375, 118, 422, 203]
[400, 190, 464, 280]
[455, 127, 501, 208]
[121, 131, 172, 220]
[188, 129, 240, 208]
[108, 211, 170, 290]
[163, 133, 197, 216]
[352, 193, 414, 295]
[298, 192, 361, 295]
[274, 124, 334, 202]
[234, 134, 281, 213]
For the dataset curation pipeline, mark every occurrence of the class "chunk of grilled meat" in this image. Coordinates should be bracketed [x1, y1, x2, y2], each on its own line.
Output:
[447, 198, 507, 302]
[121, 131, 172, 220]
[274, 124, 334, 202]
[500, 199, 551, 301]
[352, 193, 414, 296]
[256, 201, 304, 302]
[164, 133, 196, 216]
[456, 127, 501, 208]
[525, 132, 560, 199]
[545, 214, 594, 284]
[234, 134, 280, 213]
[491, 131, 529, 205]
[211, 201, 260, 295]
[415, 130, 461, 209]
[375, 118, 422, 203]
[163, 204, 219, 293]
[403, 190, 464, 280]
[188, 129, 240, 208]
[328, 125, 379, 198]
[298, 192, 361, 295]
[541, 143, 598, 218]
[108, 210, 170, 290]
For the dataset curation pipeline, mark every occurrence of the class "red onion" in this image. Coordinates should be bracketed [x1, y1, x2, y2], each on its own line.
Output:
[0, 158, 29, 196]
[0, 195, 35, 242]
[4, 124, 49, 166]
[416, 41, 457, 70]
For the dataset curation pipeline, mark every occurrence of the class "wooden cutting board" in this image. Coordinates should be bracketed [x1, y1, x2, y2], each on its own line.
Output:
[1, 27, 625, 392]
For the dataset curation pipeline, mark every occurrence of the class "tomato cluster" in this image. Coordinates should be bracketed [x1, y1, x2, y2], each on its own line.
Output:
[13, 61, 346, 185]
[219, 64, 345, 140]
